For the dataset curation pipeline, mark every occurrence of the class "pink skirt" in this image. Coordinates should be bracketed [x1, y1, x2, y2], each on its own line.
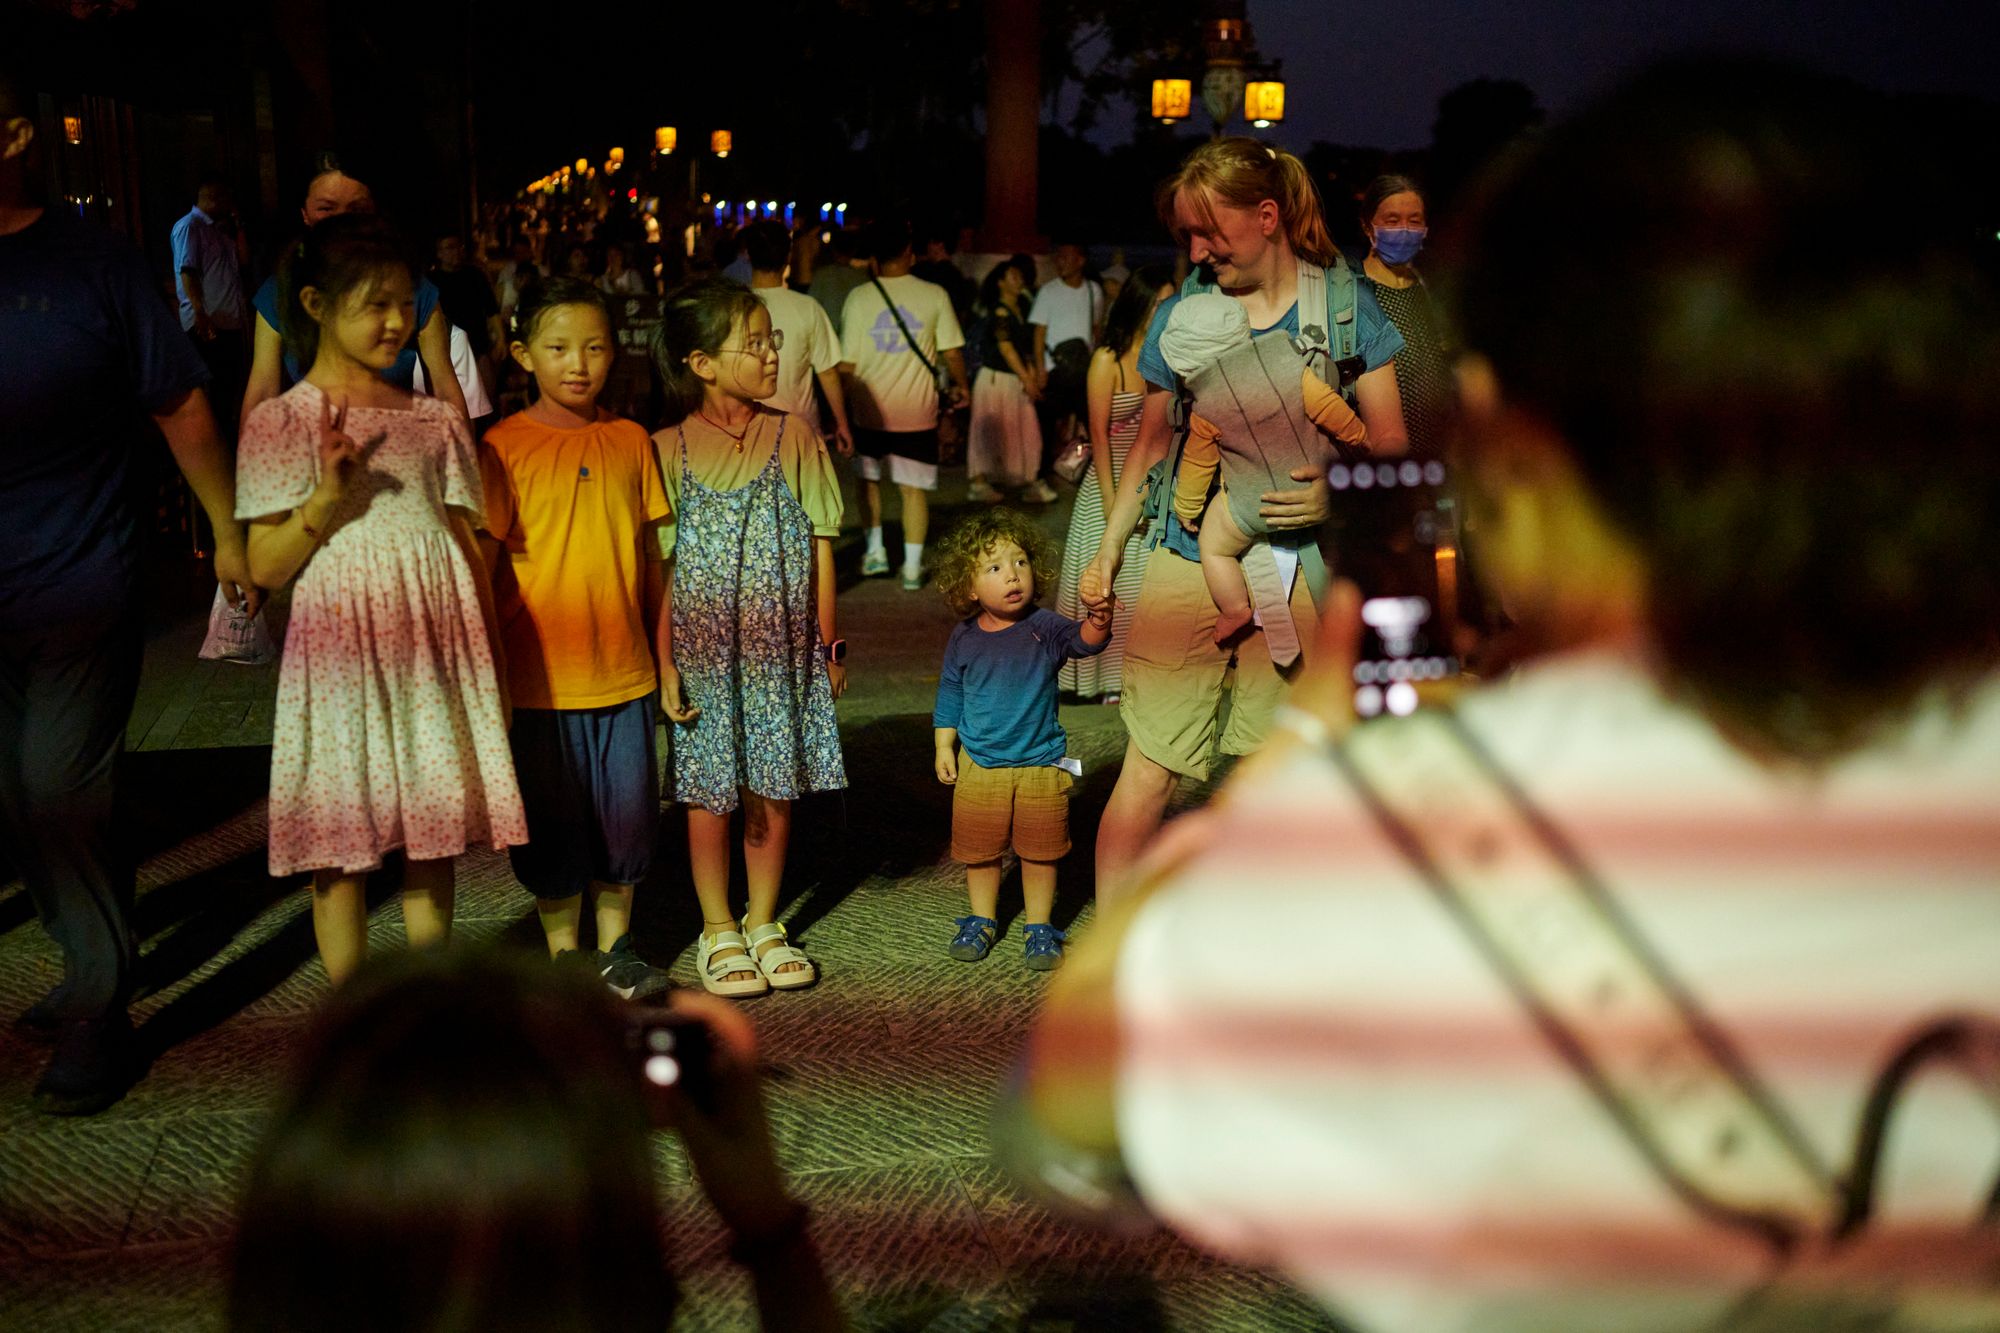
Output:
[967, 367, 1044, 486]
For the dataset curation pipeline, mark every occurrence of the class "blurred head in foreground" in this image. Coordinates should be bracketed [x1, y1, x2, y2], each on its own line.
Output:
[1450, 56, 1999, 764]
[230, 949, 673, 1332]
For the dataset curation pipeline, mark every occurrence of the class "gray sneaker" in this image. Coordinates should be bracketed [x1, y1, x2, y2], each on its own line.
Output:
[593, 935, 673, 1001]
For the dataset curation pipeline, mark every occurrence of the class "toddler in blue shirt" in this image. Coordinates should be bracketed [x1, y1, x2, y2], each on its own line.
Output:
[933, 510, 1110, 970]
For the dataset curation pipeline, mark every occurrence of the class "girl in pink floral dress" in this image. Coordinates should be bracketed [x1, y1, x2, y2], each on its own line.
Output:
[237, 216, 525, 985]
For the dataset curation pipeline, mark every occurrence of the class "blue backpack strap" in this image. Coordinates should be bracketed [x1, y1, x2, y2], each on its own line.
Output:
[1138, 270, 1221, 553]
[1325, 255, 1358, 363]
[1295, 256, 1363, 404]
[1283, 261, 1352, 610]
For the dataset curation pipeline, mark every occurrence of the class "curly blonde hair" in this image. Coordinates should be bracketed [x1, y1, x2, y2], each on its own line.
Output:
[933, 509, 1059, 619]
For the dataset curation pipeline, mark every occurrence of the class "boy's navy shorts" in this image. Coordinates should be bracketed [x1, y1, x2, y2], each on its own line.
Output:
[507, 694, 659, 899]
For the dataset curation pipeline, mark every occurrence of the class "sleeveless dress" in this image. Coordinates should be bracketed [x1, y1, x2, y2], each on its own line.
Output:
[236, 383, 526, 876]
[1056, 362, 1147, 698]
[668, 420, 846, 814]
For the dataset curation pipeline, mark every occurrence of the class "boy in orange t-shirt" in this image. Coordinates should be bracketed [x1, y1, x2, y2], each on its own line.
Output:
[478, 279, 672, 998]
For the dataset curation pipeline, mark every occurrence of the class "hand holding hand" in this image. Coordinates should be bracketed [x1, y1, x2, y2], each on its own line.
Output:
[1078, 554, 1119, 614]
[1257, 464, 1332, 531]
[829, 425, 855, 460]
[935, 748, 958, 785]
[948, 383, 969, 411]
[660, 663, 701, 724]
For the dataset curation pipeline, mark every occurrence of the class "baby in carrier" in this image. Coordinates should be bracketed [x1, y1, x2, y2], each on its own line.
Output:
[1160, 293, 1371, 661]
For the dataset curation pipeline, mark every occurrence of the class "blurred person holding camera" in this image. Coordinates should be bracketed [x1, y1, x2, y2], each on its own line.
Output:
[1023, 57, 2000, 1333]
[230, 948, 844, 1332]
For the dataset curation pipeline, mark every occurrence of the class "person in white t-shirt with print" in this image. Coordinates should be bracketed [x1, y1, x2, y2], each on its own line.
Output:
[741, 221, 853, 459]
[839, 217, 969, 591]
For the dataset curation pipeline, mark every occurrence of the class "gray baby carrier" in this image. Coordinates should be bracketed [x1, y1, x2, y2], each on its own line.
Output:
[1184, 329, 1370, 540]
[1142, 258, 1364, 608]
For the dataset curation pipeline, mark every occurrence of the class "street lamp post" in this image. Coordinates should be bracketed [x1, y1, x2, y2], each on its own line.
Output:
[1150, 0, 1284, 139]
[1199, 3, 1248, 132]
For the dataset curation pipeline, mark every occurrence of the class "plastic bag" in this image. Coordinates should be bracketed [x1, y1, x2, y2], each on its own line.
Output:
[197, 585, 275, 666]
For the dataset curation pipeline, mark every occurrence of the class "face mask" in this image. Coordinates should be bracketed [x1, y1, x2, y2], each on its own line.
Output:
[1373, 227, 1426, 266]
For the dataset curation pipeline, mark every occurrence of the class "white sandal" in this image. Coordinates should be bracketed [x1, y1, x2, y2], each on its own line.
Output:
[742, 919, 816, 990]
[697, 929, 770, 998]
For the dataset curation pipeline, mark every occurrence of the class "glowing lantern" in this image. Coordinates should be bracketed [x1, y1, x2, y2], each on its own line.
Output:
[711, 130, 732, 158]
[608, 146, 625, 165]
[63, 116, 83, 144]
[655, 126, 677, 153]
[1245, 80, 1285, 128]
[574, 157, 588, 175]
[1151, 79, 1192, 124]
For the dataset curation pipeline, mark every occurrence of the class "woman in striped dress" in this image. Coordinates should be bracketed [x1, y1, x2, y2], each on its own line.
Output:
[1057, 267, 1175, 700]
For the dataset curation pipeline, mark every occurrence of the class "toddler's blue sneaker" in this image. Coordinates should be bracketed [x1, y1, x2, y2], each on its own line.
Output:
[1022, 922, 1067, 972]
[949, 915, 998, 961]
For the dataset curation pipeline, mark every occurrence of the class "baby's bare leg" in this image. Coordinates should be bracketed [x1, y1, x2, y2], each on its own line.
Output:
[1198, 494, 1257, 644]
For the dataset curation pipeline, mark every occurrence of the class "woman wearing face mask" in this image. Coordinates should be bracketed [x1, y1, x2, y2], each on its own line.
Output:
[1358, 176, 1451, 459]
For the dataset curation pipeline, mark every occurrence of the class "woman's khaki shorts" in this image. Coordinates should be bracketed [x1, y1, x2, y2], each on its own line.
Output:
[1120, 545, 1315, 780]
[951, 755, 1075, 863]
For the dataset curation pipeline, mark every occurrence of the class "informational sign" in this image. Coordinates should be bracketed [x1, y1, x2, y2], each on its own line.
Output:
[603, 294, 663, 424]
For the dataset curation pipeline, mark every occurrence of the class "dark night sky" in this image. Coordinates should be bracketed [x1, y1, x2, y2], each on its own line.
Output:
[1182, 0, 1999, 150]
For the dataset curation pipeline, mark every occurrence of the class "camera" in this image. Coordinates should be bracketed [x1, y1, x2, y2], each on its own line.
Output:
[625, 1007, 717, 1113]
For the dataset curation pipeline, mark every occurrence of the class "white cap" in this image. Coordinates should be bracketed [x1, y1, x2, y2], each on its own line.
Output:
[1159, 292, 1250, 380]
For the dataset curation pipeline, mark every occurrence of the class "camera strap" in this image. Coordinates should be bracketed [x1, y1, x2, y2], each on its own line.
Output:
[1332, 708, 1843, 1251]
[871, 275, 946, 390]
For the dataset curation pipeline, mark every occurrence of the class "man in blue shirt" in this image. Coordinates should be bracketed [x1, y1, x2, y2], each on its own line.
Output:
[170, 178, 249, 433]
[1, 76, 259, 1114]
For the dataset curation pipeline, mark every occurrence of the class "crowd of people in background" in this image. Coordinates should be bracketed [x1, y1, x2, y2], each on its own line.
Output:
[5, 49, 1998, 1333]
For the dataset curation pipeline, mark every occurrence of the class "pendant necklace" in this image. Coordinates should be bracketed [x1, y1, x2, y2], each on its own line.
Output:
[699, 409, 752, 452]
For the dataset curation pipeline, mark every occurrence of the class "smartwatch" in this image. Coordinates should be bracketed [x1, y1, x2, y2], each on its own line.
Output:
[821, 639, 847, 664]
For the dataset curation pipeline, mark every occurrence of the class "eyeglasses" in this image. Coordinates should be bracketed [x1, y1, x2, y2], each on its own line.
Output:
[719, 330, 783, 358]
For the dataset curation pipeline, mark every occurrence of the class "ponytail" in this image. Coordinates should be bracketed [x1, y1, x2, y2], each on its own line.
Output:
[1157, 137, 1342, 269]
[1272, 151, 1341, 267]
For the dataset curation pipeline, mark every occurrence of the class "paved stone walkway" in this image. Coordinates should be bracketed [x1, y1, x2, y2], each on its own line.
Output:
[0, 481, 1340, 1331]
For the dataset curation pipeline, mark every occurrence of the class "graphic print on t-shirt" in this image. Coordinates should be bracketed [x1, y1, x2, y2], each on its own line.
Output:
[869, 305, 924, 355]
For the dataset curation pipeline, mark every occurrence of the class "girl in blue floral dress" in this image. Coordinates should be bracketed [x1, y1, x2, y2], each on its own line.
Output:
[650, 279, 847, 998]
